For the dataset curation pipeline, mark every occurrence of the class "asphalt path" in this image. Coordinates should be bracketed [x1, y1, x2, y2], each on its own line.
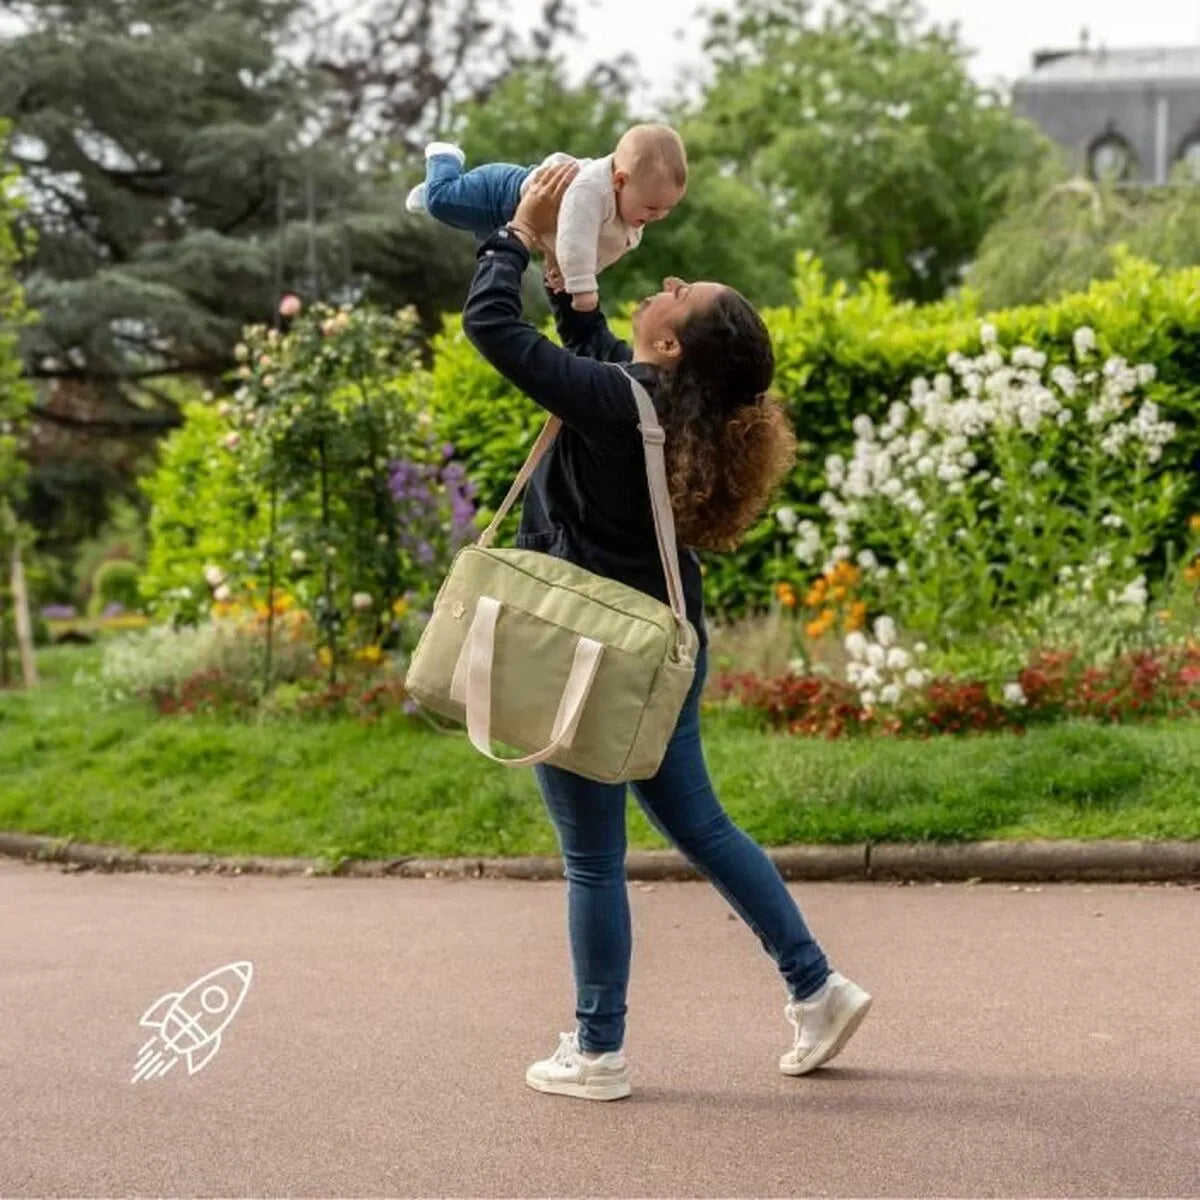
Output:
[2, 859, 1197, 1197]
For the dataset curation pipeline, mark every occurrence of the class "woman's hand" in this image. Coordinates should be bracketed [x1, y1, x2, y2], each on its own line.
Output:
[508, 161, 578, 255]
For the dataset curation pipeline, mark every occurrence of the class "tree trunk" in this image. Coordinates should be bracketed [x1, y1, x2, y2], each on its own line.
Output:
[10, 539, 38, 687]
[263, 474, 278, 698]
[0, 575, 11, 687]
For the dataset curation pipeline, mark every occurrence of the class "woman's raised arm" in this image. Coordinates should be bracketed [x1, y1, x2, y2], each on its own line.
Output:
[462, 229, 637, 443]
[547, 286, 632, 365]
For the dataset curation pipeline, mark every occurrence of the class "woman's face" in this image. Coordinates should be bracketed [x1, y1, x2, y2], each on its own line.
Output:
[632, 277, 724, 362]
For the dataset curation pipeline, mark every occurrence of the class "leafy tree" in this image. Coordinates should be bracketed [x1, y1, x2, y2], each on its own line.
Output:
[604, 160, 848, 308]
[455, 59, 634, 168]
[453, 61, 825, 306]
[453, 3, 1049, 307]
[967, 166, 1200, 309]
[0, 131, 33, 515]
[0, 134, 37, 683]
[689, 0, 1049, 301]
[309, 0, 575, 155]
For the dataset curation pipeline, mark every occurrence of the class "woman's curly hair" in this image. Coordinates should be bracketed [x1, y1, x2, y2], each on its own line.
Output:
[656, 288, 796, 551]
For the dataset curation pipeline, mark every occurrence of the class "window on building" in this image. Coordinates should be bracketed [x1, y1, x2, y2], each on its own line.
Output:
[1088, 134, 1135, 183]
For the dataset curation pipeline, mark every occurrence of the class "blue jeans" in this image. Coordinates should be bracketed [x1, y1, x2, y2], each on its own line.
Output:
[423, 155, 531, 239]
[534, 648, 831, 1052]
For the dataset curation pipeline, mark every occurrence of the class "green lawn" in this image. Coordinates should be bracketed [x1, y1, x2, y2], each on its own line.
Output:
[1, 646, 1198, 864]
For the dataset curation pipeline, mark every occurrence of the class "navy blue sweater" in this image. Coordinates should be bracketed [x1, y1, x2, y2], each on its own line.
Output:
[461, 226, 706, 645]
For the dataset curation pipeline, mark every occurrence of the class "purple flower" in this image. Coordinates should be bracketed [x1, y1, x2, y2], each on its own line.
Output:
[41, 604, 77, 620]
[388, 460, 419, 499]
[102, 602, 127, 618]
[389, 454, 480, 560]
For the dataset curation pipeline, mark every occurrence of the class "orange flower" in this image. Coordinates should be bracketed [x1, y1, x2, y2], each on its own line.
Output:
[830, 561, 861, 587]
[845, 601, 867, 631]
[775, 582, 798, 609]
[804, 579, 828, 607]
[253, 594, 295, 618]
[1190, 514, 1200, 534]
[805, 608, 836, 639]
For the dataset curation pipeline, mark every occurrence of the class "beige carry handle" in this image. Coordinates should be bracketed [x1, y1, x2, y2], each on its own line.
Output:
[476, 368, 690, 631]
[451, 596, 604, 766]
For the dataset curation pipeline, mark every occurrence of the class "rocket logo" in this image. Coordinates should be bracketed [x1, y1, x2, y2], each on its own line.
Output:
[132, 961, 253, 1082]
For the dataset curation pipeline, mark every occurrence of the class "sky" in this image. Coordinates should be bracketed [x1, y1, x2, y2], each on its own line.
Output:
[533, 0, 1200, 102]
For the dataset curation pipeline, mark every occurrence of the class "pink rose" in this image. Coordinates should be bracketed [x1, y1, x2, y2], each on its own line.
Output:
[279, 294, 302, 318]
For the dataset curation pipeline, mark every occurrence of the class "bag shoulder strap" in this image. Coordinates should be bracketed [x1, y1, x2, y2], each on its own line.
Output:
[620, 368, 689, 628]
[475, 366, 689, 628]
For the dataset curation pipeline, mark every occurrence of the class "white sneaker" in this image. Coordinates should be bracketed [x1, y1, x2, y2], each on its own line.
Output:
[404, 183, 427, 214]
[525, 1031, 631, 1101]
[424, 141, 465, 166]
[779, 971, 872, 1076]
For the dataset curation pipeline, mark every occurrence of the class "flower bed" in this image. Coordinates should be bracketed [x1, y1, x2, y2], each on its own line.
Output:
[138, 296, 480, 705]
[713, 642, 1200, 739]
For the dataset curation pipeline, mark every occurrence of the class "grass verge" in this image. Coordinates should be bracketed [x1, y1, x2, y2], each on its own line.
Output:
[1, 648, 1198, 863]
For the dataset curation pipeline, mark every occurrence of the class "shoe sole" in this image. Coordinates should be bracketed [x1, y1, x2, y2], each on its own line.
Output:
[524, 1070, 631, 1101]
[779, 993, 873, 1076]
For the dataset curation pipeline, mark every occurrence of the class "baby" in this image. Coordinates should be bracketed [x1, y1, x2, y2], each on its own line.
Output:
[406, 124, 688, 311]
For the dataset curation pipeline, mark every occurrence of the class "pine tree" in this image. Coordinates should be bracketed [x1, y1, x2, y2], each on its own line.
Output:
[0, 0, 568, 544]
[0, 0, 474, 420]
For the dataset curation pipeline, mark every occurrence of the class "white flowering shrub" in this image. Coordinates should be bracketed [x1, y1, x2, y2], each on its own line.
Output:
[844, 618, 931, 708]
[99, 620, 317, 703]
[783, 325, 1183, 662]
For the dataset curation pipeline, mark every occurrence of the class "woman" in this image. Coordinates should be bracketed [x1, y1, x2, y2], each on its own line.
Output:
[461, 164, 871, 1101]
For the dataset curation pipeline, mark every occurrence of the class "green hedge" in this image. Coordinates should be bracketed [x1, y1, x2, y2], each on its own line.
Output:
[141, 399, 267, 619]
[424, 252, 1200, 617]
[142, 254, 1200, 623]
[88, 559, 141, 616]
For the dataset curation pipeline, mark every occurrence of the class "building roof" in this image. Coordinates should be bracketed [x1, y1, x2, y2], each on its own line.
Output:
[1018, 46, 1200, 90]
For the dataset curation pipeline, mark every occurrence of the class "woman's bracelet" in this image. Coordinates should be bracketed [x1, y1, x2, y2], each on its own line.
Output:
[504, 221, 538, 251]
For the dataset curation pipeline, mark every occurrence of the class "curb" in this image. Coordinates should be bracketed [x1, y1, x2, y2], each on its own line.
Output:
[2, 831, 1198, 883]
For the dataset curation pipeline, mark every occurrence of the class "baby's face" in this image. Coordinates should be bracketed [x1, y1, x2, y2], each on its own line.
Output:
[616, 172, 685, 228]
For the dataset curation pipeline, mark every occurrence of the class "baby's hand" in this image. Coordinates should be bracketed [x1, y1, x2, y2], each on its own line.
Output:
[544, 253, 565, 294]
[571, 291, 600, 313]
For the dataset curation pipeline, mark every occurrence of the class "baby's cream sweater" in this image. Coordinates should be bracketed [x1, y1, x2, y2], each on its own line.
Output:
[523, 153, 642, 294]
